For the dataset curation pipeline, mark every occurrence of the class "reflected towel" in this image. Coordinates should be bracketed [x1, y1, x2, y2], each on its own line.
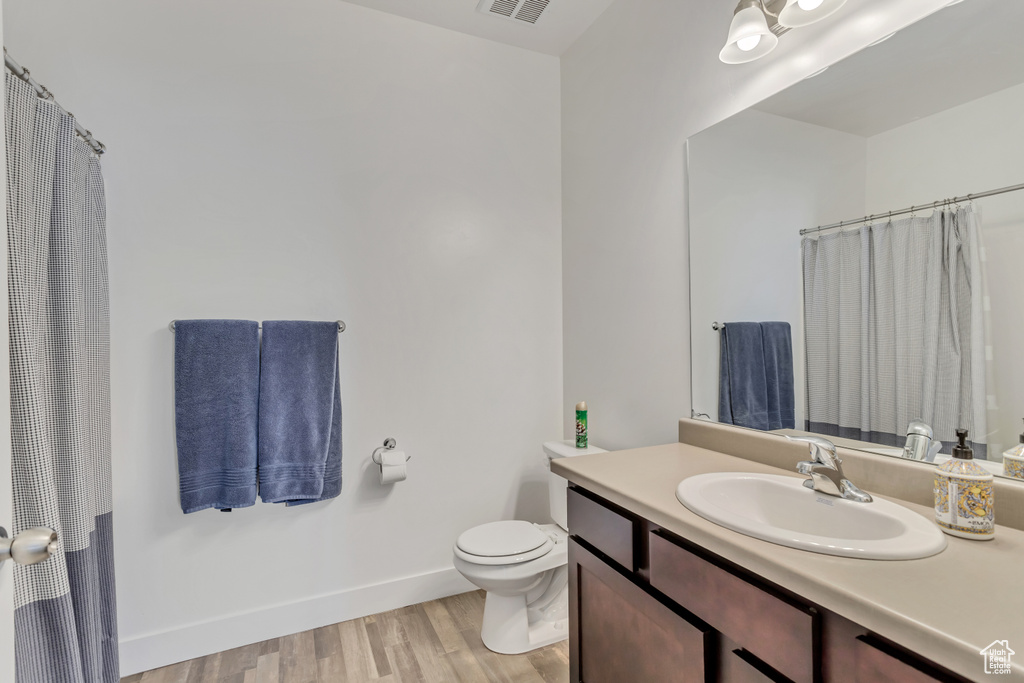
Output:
[760, 321, 795, 430]
[719, 322, 768, 430]
[719, 322, 795, 431]
[174, 320, 260, 513]
[258, 321, 342, 505]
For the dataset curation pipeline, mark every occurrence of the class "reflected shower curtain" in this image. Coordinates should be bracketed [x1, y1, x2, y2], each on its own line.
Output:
[802, 207, 988, 457]
[6, 74, 119, 681]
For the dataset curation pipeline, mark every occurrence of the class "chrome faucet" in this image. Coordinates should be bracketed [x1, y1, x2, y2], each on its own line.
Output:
[786, 435, 873, 503]
[903, 420, 941, 462]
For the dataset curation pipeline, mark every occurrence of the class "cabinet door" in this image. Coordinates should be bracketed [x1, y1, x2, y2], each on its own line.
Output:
[853, 636, 968, 683]
[726, 649, 795, 683]
[568, 538, 712, 683]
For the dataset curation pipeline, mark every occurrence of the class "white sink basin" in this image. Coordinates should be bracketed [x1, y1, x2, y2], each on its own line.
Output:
[676, 472, 946, 560]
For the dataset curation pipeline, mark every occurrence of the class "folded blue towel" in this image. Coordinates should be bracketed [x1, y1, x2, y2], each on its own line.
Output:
[719, 322, 796, 431]
[760, 321, 795, 430]
[719, 322, 769, 431]
[258, 321, 342, 505]
[174, 320, 260, 513]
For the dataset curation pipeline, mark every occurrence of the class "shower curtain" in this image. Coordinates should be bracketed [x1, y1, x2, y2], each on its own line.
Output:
[802, 206, 988, 457]
[6, 74, 119, 681]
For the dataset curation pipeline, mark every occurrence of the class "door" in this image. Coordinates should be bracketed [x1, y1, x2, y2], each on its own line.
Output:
[0, 4, 17, 678]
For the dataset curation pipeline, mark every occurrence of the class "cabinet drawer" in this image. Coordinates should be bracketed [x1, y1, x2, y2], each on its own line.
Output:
[854, 635, 961, 683]
[648, 531, 817, 683]
[567, 488, 637, 571]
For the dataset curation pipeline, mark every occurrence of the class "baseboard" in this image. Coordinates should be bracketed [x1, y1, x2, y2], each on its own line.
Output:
[118, 567, 475, 676]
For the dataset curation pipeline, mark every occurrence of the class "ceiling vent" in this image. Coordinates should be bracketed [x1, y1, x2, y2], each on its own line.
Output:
[476, 0, 551, 25]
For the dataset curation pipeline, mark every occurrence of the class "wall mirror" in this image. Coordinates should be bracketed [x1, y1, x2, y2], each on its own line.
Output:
[688, 0, 1024, 480]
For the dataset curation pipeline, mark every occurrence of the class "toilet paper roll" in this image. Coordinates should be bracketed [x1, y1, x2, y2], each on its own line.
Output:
[379, 450, 407, 484]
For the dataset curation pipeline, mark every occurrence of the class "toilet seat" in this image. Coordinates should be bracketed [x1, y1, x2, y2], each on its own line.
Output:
[454, 521, 555, 566]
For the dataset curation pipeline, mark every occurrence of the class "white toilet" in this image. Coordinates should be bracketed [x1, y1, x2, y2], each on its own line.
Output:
[452, 440, 607, 654]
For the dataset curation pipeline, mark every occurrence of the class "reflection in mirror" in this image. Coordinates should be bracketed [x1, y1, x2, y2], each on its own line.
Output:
[687, 0, 1024, 480]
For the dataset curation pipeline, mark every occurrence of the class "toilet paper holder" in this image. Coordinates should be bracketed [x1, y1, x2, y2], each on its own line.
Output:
[372, 438, 411, 465]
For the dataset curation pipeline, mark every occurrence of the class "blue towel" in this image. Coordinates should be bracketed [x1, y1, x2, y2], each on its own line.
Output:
[258, 321, 342, 505]
[174, 320, 260, 513]
[760, 322, 795, 430]
[719, 323, 768, 430]
[719, 322, 795, 431]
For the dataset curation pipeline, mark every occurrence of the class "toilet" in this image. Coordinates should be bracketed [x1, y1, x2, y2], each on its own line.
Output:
[452, 440, 607, 654]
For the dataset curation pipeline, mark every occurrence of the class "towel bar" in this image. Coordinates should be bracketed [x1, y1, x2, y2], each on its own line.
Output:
[169, 320, 346, 333]
[712, 322, 724, 331]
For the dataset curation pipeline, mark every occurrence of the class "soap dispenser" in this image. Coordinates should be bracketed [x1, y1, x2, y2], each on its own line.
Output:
[1002, 419, 1024, 481]
[934, 429, 994, 540]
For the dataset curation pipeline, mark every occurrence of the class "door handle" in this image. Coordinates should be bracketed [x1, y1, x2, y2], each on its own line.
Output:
[0, 526, 58, 567]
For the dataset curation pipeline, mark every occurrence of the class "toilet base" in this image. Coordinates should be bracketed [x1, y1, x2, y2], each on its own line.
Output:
[479, 567, 569, 655]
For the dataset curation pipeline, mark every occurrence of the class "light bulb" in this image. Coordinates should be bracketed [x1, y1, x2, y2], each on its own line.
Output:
[736, 34, 761, 52]
[779, 0, 845, 29]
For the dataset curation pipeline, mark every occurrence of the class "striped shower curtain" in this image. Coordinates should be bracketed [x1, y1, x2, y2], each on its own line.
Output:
[802, 206, 988, 457]
[6, 73, 119, 681]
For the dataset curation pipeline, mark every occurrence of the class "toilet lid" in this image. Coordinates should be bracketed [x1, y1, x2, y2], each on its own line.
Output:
[456, 521, 549, 558]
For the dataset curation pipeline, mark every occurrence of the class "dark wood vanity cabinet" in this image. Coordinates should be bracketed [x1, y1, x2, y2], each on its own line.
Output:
[566, 485, 972, 683]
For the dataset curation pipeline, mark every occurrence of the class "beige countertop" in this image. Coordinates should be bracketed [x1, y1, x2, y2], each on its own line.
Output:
[552, 442, 1024, 681]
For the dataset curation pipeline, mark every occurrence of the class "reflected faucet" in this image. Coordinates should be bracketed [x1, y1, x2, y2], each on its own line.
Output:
[786, 435, 873, 503]
[903, 420, 941, 462]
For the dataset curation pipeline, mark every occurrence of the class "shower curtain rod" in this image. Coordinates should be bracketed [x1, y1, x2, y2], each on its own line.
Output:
[4, 48, 106, 155]
[799, 180, 1024, 236]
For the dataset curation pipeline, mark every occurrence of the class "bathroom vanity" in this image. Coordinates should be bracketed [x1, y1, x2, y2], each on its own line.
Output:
[553, 428, 1024, 682]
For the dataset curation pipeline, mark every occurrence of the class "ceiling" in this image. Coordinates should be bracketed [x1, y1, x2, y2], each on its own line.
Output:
[754, 0, 1024, 137]
[339, 0, 617, 55]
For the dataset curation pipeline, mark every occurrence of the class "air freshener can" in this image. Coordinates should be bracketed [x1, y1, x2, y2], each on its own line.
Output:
[575, 401, 588, 448]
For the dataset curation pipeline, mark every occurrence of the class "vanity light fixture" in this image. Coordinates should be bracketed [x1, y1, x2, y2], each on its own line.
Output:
[719, 0, 780, 64]
[720, 0, 848, 65]
[777, 0, 847, 28]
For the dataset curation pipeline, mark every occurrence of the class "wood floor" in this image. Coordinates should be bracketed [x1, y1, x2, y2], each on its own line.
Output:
[121, 590, 570, 683]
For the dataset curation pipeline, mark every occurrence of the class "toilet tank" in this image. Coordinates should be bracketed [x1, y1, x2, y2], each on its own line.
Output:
[544, 440, 607, 531]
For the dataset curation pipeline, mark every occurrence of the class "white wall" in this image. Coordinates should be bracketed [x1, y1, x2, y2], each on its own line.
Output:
[688, 110, 867, 425]
[561, 0, 952, 449]
[3, 0, 562, 674]
[866, 82, 1024, 457]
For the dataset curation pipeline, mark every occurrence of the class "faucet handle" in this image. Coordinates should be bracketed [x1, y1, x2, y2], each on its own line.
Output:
[785, 435, 839, 466]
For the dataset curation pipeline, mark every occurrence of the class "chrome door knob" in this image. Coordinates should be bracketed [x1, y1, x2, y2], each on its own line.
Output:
[0, 526, 59, 567]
